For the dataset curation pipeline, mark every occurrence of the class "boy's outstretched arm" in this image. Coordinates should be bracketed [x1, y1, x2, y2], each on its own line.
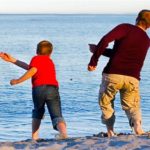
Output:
[10, 67, 37, 85]
[0, 52, 29, 70]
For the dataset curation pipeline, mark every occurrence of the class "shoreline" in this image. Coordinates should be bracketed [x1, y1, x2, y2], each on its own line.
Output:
[0, 135, 150, 150]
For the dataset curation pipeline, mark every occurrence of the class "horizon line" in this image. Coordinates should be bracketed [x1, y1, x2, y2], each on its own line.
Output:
[0, 13, 137, 15]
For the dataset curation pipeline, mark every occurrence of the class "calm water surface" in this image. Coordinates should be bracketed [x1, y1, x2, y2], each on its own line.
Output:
[0, 14, 150, 141]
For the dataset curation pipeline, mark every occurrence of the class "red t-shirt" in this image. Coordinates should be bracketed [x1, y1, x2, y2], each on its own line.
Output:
[29, 55, 59, 88]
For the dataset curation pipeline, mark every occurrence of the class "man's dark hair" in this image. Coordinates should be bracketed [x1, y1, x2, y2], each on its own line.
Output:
[36, 40, 53, 55]
[136, 10, 150, 28]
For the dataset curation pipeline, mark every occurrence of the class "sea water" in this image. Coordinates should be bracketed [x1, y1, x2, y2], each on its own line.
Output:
[0, 14, 149, 141]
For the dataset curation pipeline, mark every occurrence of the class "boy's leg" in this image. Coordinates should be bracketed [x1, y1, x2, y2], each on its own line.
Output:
[32, 86, 46, 140]
[56, 121, 67, 137]
[46, 86, 67, 138]
[32, 118, 41, 140]
[99, 74, 121, 137]
[121, 76, 144, 135]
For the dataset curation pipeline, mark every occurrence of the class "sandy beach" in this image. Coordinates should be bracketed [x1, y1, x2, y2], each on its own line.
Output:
[0, 135, 150, 150]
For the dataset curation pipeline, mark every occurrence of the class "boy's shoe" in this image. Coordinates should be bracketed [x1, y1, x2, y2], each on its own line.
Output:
[55, 134, 68, 140]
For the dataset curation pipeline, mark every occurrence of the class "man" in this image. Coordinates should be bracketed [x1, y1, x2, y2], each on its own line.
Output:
[88, 10, 150, 137]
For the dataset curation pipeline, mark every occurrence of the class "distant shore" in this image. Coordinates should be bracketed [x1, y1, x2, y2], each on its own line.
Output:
[0, 135, 150, 150]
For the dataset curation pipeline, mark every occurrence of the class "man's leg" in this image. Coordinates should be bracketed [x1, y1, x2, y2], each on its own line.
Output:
[100, 98, 116, 137]
[133, 120, 144, 135]
[106, 125, 115, 137]
[125, 109, 144, 134]
[32, 118, 41, 140]
[121, 77, 144, 135]
[106, 99, 115, 137]
[99, 74, 120, 137]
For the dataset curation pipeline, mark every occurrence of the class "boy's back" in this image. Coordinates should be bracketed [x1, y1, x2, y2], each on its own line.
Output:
[30, 55, 58, 88]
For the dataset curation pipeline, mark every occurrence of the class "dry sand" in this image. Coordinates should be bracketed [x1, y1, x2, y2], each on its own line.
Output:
[0, 135, 150, 150]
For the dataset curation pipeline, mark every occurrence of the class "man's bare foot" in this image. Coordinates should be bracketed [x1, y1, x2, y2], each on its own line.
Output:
[135, 129, 145, 135]
[107, 125, 115, 137]
[133, 121, 144, 135]
[107, 130, 115, 137]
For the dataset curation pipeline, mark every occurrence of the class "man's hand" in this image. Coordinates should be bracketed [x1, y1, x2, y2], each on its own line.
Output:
[0, 52, 16, 63]
[10, 79, 19, 86]
[89, 44, 97, 53]
[88, 65, 96, 71]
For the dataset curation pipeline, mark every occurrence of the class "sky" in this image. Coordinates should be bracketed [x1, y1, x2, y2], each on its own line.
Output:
[0, 0, 150, 14]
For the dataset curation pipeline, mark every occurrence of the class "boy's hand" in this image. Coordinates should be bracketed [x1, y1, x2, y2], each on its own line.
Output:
[0, 52, 16, 63]
[89, 44, 97, 53]
[10, 79, 19, 86]
[88, 65, 96, 71]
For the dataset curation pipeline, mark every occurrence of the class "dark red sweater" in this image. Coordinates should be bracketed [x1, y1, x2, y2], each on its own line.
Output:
[89, 24, 150, 80]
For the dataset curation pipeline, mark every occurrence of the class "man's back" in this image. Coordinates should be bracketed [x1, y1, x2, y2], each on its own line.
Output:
[102, 24, 150, 79]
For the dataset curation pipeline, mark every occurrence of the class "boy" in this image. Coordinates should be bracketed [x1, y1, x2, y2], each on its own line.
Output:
[0, 40, 67, 140]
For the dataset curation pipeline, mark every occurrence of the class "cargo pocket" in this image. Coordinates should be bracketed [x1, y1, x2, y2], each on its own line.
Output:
[129, 80, 140, 108]
[122, 80, 140, 110]
[99, 81, 118, 108]
[129, 80, 139, 92]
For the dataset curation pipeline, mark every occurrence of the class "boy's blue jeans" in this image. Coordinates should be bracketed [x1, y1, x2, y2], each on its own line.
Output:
[32, 85, 65, 130]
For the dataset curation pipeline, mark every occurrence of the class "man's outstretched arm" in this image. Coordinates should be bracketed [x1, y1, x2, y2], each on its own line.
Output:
[0, 52, 29, 70]
[88, 24, 128, 71]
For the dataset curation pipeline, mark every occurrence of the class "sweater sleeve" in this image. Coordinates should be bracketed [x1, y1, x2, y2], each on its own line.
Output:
[102, 48, 114, 57]
[88, 24, 128, 66]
